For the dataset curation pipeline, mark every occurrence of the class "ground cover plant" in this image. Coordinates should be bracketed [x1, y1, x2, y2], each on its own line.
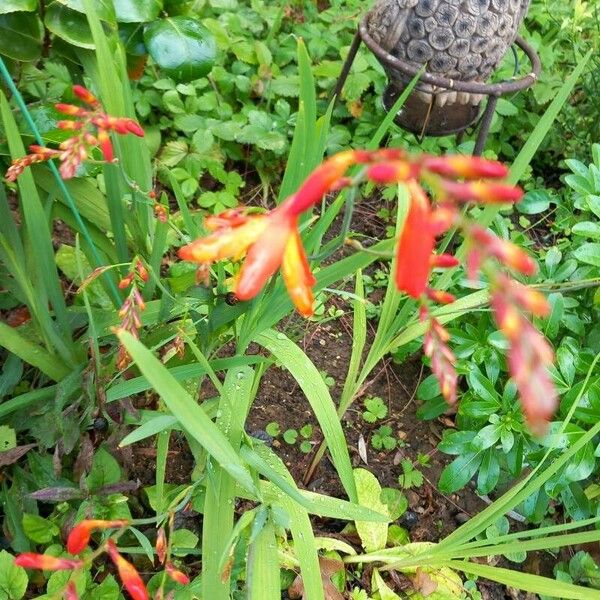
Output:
[0, 0, 599, 599]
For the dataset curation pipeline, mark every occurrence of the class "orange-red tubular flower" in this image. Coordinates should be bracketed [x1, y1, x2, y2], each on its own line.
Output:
[107, 540, 149, 600]
[422, 155, 509, 179]
[14, 553, 83, 571]
[442, 180, 524, 204]
[67, 519, 129, 555]
[287, 150, 358, 214]
[395, 181, 436, 298]
[492, 292, 556, 434]
[365, 161, 414, 184]
[179, 208, 317, 316]
[430, 253, 460, 268]
[97, 130, 114, 162]
[470, 226, 537, 276]
[280, 226, 316, 317]
[72, 85, 100, 107]
[165, 562, 190, 585]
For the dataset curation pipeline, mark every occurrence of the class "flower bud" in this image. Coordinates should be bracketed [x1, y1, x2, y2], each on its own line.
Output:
[15, 553, 83, 571]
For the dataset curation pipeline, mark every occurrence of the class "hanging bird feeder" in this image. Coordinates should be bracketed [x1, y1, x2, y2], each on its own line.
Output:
[334, 0, 540, 155]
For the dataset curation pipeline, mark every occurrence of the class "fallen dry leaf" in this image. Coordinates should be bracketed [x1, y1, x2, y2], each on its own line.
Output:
[412, 567, 438, 597]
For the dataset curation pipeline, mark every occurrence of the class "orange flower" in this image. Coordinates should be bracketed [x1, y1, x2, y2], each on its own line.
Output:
[422, 155, 509, 179]
[442, 180, 524, 203]
[165, 562, 190, 585]
[492, 291, 556, 434]
[422, 316, 457, 405]
[106, 540, 149, 600]
[179, 208, 316, 316]
[287, 150, 358, 214]
[395, 181, 436, 298]
[67, 519, 129, 555]
[14, 553, 83, 571]
[72, 85, 100, 107]
[470, 226, 537, 275]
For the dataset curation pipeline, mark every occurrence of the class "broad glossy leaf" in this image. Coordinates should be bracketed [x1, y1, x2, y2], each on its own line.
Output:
[0, 0, 37, 14]
[573, 243, 600, 267]
[45, 2, 96, 48]
[56, 0, 114, 21]
[0, 12, 43, 61]
[114, 0, 162, 23]
[438, 452, 483, 493]
[144, 17, 216, 82]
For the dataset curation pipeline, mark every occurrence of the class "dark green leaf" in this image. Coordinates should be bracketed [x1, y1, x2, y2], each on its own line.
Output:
[573, 243, 600, 267]
[438, 452, 483, 493]
[517, 189, 552, 214]
[0, 0, 37, 14]
[144, 17, 216, 82]
[45, 3, 96, 48]
[0, 12, 43, 61]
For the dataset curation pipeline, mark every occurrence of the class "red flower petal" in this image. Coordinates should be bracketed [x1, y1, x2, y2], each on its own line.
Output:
[423, 155, 508, 179]
[235, 211, 294, 301]
[107, 540, 149, 600]
[165, 562, 190, 585]
[395, 181, 435, 298]
[67, 520, 129, 555]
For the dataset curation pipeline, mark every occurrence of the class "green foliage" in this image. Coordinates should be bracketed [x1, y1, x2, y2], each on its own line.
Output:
[0, 0, 599, 598]
[362, 397, 387, 423]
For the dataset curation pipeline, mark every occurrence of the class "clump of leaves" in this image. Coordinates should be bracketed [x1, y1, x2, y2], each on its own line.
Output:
[362, 397, 387, 423]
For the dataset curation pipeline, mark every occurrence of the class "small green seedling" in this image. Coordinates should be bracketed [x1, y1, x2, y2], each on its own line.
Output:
[398, 459, 424, 489]
[362, 396, 387, 423]
[371, 425, 396, 451]
[265, 421, 281, 437]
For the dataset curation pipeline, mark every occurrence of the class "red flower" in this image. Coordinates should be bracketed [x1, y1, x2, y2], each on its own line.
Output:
[394, 181, 436, 298]
[441, 180, 524, 204]
[179, 208, 316, 316]
[14, 553, 83, 571]
[67, 519, 129, 555]
[491, 290, 556, 434]
[469, 226, 537, 275]
[165, 562, 190, 585]
[422, 155, 509, 179]
[106, 540, 149, 600]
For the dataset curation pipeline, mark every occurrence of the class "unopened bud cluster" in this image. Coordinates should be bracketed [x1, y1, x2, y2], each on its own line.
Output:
[5, 85, 144, 181]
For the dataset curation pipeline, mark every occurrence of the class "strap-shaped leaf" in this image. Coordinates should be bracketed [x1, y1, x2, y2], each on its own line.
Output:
[254, 329, 357, 502]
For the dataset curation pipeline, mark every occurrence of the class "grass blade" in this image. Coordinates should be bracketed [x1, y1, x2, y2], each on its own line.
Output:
[202, 366, 255, 599]
[0, 322, 69, 381]
[248, 520, 280, 600]
[116, 330, 258, 496]
[254, 329, 357, 502]
[438, 560, 600, 599]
